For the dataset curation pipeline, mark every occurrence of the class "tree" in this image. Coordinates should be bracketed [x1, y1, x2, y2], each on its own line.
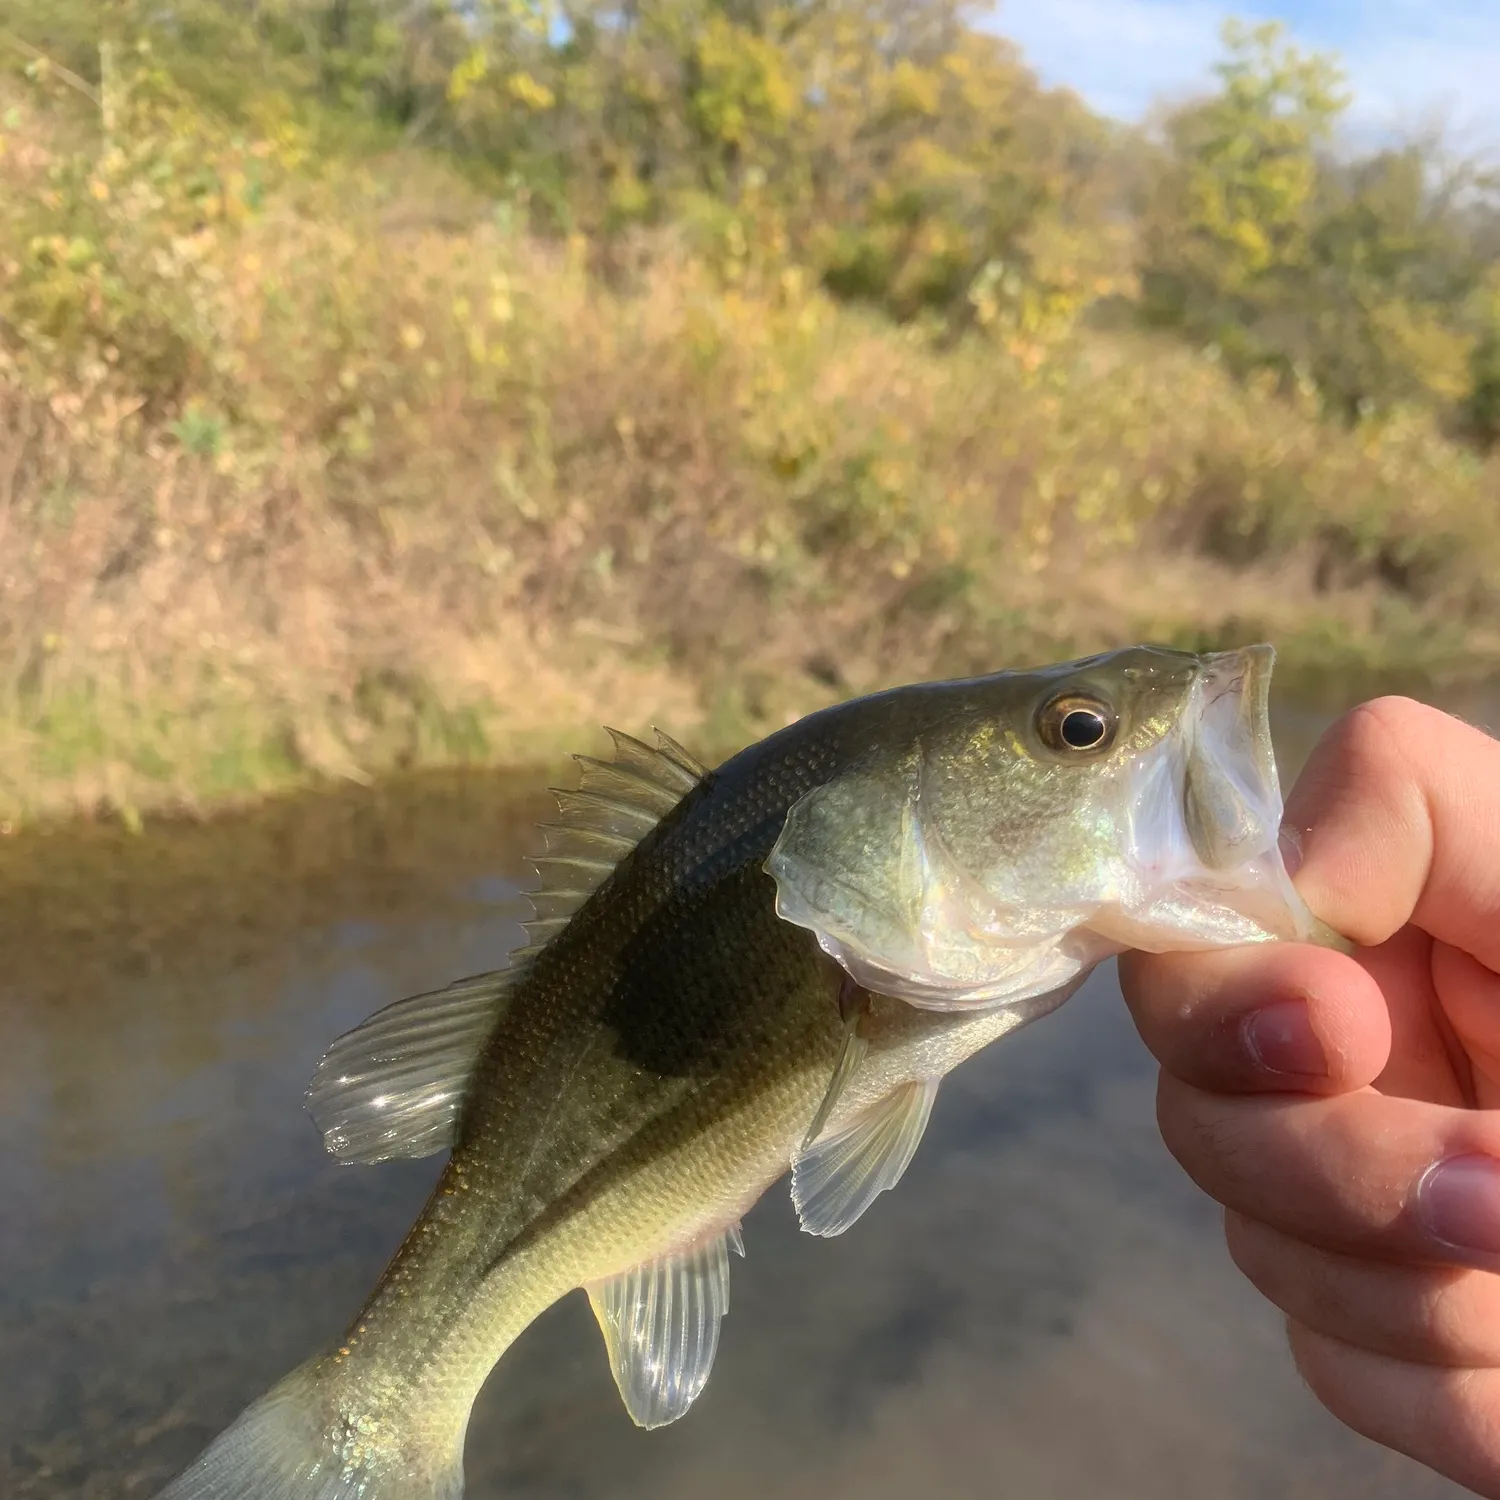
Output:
[1139, 19, 1347, 362]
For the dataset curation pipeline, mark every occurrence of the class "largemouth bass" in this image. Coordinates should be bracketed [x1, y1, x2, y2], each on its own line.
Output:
[157, 644, 1341, 1499]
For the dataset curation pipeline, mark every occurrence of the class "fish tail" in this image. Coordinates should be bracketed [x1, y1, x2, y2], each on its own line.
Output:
[155, 1357, 466, 1500]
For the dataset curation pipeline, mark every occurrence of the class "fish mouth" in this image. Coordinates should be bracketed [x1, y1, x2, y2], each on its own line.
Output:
[1095, 641, 1319, 952]
[1183, 645, 1282, 871]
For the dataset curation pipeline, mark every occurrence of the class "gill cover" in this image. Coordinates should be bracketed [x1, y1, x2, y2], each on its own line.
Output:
[764, 742, 1106, 1013]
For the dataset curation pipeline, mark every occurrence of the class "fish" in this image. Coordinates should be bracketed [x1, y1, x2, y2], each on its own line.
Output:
[156, 643, 1343, 1500]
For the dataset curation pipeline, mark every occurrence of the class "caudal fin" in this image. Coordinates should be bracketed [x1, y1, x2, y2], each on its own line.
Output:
[156, 1360, 465, 1500]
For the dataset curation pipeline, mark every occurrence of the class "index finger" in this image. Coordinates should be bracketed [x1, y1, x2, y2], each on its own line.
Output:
[1287, 697, 1500, 967]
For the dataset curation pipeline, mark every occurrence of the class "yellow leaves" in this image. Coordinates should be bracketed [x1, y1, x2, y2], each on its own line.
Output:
[1154, 20, 1342, 297]
[447, 49, 489, 105]
[448, 40, 556, 115]
[506, 72, 555, 112]
[1368, 299, 1475, 406]
[269, 120, 308, 174]
[889, 60, 941, 119]
[940, 29, 1023, 117]
[489, 274, 514, 326]
[1228, 217, 1272, 273]
[893, 137, 973, 192]
[565, 232, 589, 277]
[1473, 271, 1500, 329]
[691, 16, 797, 148]
[27, 233, 95, 270]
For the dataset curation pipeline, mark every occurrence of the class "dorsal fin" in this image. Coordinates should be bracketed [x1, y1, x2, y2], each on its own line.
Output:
[306, 726, 705, 1167]
[522, 727, 707, 947]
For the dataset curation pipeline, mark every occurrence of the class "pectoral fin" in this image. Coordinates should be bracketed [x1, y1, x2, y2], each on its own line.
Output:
[792, 1078, 940, 1238]
[306, 970, 517, 1165]
[586, 1224, 746, 1429]
[800, 975, 873, 1152]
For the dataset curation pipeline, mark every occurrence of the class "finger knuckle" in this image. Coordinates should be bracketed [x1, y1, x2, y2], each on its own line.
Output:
[1156, 1086, 1260, 1200]
[1227, 1222, 1356, 1334]
[1223, 1214, 1281, 1292]
[1328, 699, 1431, 791]
[1421, 1367, 1500, 1479]
[1411, 1272, 1472, 1354]
[1285, 1321, 1347, 1412]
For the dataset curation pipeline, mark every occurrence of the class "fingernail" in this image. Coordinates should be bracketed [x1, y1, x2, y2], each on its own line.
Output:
[1417, 1156, 1500, 1261]
[1242, 1001, 1328, 1078]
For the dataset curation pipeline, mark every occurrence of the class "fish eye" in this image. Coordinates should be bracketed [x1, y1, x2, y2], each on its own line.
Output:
[1036, 694, 1117, 756]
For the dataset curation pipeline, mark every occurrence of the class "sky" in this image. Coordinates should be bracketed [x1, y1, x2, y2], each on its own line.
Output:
[994, 0, 1500, 152]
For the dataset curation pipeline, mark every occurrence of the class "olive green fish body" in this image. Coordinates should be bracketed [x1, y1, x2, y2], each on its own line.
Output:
[311, 680, 1031, 1451]
[155, 647, 1337, 1500]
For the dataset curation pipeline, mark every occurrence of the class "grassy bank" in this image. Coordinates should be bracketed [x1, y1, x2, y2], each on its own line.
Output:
[3, 85, 1499, 826]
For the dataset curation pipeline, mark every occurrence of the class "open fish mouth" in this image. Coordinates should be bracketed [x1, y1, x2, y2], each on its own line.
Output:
[1183, 644, 1283, 872]
[1096, 642, 1319, 954]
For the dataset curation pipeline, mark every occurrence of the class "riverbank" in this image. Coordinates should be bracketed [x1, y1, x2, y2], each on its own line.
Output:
[5, 94, 1499, 827]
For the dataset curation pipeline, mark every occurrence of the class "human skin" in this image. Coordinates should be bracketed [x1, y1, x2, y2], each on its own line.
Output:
[1119, 696, 1500, 1497]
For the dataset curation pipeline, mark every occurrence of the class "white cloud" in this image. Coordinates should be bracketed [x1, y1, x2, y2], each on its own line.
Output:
[992, 0, 1500, 154]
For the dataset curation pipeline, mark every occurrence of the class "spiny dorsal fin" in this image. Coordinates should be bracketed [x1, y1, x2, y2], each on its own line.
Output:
[307, 970, 519, 1165]
[791, 1077, 940, 1237]
[633, 725, 708, 783]
[586, 1222, 746, 1429]
[523, 727, 707, 947]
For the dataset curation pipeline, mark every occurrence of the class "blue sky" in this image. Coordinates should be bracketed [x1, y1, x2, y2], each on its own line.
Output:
[995, 0, 1500, 151]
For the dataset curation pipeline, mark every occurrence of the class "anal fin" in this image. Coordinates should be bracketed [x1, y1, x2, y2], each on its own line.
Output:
[586, 1224, 745, 1430]
[792, 1078, 940, 1238]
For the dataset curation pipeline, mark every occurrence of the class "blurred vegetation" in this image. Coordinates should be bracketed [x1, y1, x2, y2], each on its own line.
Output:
[1139, 21, 1500, 443]
[1, 1, 1497, 823]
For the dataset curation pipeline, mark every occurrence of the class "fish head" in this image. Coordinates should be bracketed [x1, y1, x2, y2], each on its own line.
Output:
[766, 644, 1325, 1013]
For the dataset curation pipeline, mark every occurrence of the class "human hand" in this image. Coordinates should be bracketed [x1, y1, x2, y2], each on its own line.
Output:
[1119, 697, 1500, 1496]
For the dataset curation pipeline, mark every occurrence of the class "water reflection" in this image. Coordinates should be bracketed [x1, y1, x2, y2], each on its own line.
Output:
[0, 706, 1487, 1499]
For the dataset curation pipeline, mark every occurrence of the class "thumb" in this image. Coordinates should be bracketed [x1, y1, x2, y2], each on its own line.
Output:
[1283, 698, 1500, 969]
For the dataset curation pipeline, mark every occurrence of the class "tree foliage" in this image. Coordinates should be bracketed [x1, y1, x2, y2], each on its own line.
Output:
[1140, 19, 1500, 435]
[3, 2, 1498, 434]
[2, 0, 1135, 347]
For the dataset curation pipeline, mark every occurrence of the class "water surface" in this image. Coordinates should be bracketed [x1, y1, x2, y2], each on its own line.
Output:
[2, 695, 1494, 1499]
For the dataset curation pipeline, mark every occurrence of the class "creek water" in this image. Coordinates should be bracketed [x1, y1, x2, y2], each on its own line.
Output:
[2, 686, 1496, 1500]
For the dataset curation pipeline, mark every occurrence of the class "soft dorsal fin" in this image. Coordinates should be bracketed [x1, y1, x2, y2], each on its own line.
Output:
[586, 1223, 745, 1429]
[792, 1078, 940, 1237]
[523, 726, 707, 947]
[307, 970, 518, 1165]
